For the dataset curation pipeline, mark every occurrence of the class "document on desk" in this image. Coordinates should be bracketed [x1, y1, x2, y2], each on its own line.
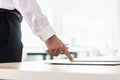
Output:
[46, 60, 120, 66]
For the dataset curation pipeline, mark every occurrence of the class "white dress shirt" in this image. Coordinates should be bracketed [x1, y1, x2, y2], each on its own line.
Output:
[0, 0, 55, 41]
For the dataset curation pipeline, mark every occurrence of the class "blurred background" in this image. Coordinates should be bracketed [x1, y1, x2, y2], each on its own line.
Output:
[21, 0, 120, 61]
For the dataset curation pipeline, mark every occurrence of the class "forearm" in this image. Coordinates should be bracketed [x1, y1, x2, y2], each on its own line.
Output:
[13, 0, 55, 41]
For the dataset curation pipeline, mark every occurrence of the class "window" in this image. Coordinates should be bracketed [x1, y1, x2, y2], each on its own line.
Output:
[22, 0, 119, 60]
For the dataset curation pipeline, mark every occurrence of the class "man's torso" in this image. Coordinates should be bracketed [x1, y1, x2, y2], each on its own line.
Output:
[0, 0, 15, 10]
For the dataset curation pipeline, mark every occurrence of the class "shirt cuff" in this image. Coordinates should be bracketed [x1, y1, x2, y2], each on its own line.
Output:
[35, 25, 56, 41]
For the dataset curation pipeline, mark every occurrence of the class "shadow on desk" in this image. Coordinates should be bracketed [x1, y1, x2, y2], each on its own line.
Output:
[26, 52, 78, 60]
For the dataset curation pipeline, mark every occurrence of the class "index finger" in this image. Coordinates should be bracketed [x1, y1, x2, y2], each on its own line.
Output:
[63, 49, 74, 62]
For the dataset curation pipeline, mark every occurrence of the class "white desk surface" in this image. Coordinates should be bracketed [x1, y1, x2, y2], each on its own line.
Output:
[0, 59, 120, 80]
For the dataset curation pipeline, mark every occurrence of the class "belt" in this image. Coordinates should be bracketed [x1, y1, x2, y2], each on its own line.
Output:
[0, 8, 23, 22]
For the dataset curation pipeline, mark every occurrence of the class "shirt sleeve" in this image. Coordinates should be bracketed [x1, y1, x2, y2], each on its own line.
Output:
[13, 0, 56, 41]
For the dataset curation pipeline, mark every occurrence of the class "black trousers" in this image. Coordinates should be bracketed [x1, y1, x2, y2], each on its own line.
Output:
[0, 9, 23, 63]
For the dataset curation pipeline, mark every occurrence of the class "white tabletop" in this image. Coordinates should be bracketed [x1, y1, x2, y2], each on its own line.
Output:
[0, 59, 120, 80]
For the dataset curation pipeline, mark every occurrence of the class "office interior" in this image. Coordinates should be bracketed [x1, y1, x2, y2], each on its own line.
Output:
[21, 0, 120, 61]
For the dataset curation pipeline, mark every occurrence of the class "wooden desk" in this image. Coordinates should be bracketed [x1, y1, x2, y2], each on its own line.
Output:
[0, 60, 120, 80]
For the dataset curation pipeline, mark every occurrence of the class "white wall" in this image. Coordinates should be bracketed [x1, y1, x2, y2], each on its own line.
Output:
[116, 0, 120, 49]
